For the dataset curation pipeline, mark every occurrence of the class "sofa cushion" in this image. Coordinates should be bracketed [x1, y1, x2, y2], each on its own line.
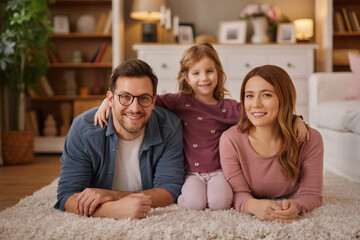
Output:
[345, 52, 360, 100]
[313, 100, 360, 131]
[344, 108, 360, 134]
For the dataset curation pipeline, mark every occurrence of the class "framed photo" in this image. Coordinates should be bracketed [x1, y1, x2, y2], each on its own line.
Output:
[178, 23, 195, 44]
[52, 14, 70, 34]
[277, 23, 296, 43]
[218, 20, 247, 44]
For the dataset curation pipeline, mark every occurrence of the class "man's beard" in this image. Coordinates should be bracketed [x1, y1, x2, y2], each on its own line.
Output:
[118, 117, 145, 134]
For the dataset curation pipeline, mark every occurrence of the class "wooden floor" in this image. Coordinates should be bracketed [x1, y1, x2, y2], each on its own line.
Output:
[0, 154, 62, 212]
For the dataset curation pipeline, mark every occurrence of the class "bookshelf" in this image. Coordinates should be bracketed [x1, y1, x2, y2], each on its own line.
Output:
[25, 0, 124, 153]
[315, 0, 360, 72]
[332, 0, 360, 71]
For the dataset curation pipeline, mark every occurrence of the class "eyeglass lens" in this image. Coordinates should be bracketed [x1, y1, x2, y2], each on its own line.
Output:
[117, 93, 153, 107]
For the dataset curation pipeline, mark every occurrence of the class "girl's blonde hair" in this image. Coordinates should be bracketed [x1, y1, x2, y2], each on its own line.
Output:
[177, 43, 229, 99]
[238, 65, 301, 181]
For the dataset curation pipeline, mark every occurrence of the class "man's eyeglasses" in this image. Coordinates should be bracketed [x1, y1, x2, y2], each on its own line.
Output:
[114, 93, 154, 108]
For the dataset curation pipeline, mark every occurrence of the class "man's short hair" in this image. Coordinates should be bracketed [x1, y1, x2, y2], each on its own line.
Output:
[109, 59, 158, 96]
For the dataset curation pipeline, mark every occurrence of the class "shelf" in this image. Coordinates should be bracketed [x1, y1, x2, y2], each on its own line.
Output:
[49, 63, 112, 68]
[34, 136, 65, 153]
[52, 33, 112, 39]
[54, 0, 111, 3]
[333, 32, 360, 36]
[27, 95, 105, 101]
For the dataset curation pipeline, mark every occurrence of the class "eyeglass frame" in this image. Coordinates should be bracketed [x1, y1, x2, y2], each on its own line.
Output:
[113, 92, 154, 108]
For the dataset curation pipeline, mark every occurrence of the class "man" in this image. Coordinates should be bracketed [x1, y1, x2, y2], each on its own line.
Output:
[54, 59, 184, 220]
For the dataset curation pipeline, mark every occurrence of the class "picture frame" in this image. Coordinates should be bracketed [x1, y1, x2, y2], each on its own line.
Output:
[178, 23, 195, 44]
[218, 20, 247, 44]
[52, 14, 70, 34]
[276, 23, 296, 43]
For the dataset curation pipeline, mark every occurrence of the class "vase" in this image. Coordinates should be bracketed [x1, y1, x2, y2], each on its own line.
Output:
[250, 17, 269, 44]
[77, 14, 96, 33]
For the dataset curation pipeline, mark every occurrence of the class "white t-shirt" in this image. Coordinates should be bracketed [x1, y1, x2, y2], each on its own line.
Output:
[112, 131, 144, 192]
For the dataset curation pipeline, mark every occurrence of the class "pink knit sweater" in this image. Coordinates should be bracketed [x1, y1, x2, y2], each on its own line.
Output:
[219, 126, 324, 213]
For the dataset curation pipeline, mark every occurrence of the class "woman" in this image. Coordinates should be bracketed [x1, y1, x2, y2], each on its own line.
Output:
[219, 65, 323, 222]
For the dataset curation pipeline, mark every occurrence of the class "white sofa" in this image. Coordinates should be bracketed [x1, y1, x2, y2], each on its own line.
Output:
[309, 72, 360, 182]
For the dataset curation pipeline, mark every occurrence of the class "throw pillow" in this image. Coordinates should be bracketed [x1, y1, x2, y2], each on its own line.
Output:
[345, 52, 360, 100]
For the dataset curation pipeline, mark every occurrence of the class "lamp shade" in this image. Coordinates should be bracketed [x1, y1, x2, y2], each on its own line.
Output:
[130, 0, 165, 21]
[294, 19, 313, 40]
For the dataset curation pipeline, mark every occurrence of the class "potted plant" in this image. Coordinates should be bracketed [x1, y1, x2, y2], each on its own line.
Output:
[0, 0, 54, 164]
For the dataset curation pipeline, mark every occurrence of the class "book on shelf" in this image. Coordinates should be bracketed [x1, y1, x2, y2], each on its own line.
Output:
[90, 46, 101, 63]
[335, 12, 346, 32]
[25, 110, 40, 136]
[350, 11, 360, 32]
[94, 42, 108, 63]
[103, 10, 112, 34]
[342, 8, 353, 32]
[95, 12, 108, 33]
[100, 44, 112, 63]
[40, 76, 54, 96]
[48, 49, 61, 63]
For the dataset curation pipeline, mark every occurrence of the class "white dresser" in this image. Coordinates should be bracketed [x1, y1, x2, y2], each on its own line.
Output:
[133, 44, 318, 121]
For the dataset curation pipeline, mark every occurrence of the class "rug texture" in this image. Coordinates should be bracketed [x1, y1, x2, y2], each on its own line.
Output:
[0, 171, 359, 240]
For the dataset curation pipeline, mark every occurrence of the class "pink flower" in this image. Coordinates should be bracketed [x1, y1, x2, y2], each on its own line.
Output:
[242, 3, 260, 16]
[240, 3, 282, 20]
[264, 7, 280, 21]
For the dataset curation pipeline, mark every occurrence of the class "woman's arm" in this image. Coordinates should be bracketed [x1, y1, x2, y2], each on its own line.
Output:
[289, 128, 324, 213]
[219, 130, 254, 212]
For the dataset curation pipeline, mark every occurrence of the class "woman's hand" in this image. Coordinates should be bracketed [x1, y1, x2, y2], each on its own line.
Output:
[293, 116, 309, 144]
[94, 98, 111, 127]
[271, 199, 299, 223]
[244, 199, 282, 221]
[74, 188, 119, 216]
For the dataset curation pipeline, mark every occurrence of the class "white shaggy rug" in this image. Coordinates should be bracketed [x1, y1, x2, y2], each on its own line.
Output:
[0, 171, 359, 240]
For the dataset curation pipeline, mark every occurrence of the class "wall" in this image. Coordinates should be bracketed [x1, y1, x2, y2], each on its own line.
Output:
[124, 0, 315, 59]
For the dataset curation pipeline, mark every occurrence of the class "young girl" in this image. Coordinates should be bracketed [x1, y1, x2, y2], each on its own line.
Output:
[95, 43, 308, 211]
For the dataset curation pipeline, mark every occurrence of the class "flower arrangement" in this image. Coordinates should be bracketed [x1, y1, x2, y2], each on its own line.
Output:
[239, 3, 290, 42]
[239, 3, 281, 21]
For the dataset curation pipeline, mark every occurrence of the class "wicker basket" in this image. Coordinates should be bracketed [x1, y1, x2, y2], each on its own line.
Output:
[1, 130, 35, 165]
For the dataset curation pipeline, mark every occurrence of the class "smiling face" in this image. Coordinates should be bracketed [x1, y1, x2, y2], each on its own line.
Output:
[186, 56, 218, 104]
[244, 76, 279, 128]
[107, 76, 156, 141]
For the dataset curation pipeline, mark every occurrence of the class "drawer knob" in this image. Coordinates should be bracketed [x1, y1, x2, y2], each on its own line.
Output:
[287, 62, 293, 68]
[161, 63, 167, 69]
[245, 63, 250, 68]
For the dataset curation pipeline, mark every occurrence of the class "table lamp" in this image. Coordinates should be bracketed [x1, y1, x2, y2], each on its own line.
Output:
[294, 19, 313, 41]
[130, 0, 165, 42]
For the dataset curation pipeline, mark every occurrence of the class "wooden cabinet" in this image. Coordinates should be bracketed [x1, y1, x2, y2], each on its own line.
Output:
[133, 43, 317, 122]
[27, 0, 124, 153]
[315, 0, 360, 72]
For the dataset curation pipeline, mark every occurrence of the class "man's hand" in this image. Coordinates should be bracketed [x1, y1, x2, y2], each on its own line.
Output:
[244, 199, 282, 221]
[96, 193, 152, 220]
[271, 199, 299, 223]
[75, 188, 119, 216]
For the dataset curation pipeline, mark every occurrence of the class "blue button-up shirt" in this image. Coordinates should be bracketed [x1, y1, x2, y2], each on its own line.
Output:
[54, 106, 184, 211]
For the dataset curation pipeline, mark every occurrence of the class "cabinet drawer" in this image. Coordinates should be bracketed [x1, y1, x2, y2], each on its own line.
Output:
[292, 79, 307, 104]
[269, 54, 309, 78]
[140, 53, 181, 78]
[226, 54, 267, 79]
[157, 78, 178, 94]
[225, 78, 243, 102]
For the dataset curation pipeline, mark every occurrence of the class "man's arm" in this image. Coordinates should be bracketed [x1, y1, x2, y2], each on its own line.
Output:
[149, 109, 185, 204]
[66, 193, 152, 220]
[72, 187, 173, 216]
